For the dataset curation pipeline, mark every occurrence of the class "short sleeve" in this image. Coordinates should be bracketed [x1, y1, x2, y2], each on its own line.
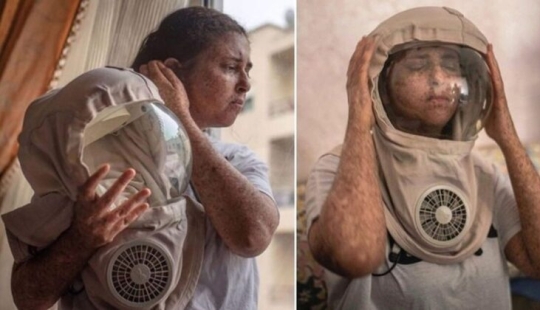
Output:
[492, 165, 521, 249]
[305, 154, 340, 233]
[210, 138, 274, 202]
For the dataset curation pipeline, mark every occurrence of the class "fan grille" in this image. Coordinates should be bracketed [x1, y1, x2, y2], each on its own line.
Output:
[108, 241, 172, 307]
[418, 187, 468, 243]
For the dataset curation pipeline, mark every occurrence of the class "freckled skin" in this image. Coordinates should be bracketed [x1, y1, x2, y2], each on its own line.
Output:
[182, 32, 251, 128]
[386, 47, 463, 137]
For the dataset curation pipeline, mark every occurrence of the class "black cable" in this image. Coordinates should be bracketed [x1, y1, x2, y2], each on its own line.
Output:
[372, 250, 403, 277]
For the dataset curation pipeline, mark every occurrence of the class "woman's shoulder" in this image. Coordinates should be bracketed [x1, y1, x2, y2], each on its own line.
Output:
[208, 136, 263, 167]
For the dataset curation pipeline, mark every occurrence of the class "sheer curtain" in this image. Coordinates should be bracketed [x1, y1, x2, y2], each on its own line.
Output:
[54, 0, 189, 87]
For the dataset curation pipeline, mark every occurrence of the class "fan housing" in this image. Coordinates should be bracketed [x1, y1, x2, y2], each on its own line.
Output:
[107, 240, 173, 308]
[414, 185, 471, 247]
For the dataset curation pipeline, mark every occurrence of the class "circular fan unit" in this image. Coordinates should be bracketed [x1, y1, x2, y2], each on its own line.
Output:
[107, 240, 173, 308]
[415, 185, 470, 247]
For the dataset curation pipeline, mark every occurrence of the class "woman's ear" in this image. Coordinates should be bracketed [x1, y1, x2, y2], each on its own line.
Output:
[163, 58, 180, 70]
[163, 58, 186, 81]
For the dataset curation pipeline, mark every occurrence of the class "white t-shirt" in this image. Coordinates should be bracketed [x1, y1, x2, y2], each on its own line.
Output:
[305, 152, 521, 310]
[186, 136, 275, 310]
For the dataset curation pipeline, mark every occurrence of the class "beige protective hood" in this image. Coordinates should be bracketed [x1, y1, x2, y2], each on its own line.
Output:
[2, 67, 205, 309]
[364, 7, 493, 264]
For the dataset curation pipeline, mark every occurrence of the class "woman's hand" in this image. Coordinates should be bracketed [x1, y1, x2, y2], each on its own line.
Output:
[484, 44, 518, 146]
[10, 165, 150, 310]
[140, 60, 191, 120]
[346, 36, 378, 129]
[71, 164, 150, 250]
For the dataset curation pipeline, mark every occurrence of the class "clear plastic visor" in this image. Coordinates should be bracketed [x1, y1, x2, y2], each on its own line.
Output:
[81, 102, 192, 207]
[378, 42, 493, 141]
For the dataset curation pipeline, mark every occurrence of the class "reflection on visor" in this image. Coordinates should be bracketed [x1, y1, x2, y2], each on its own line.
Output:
[453, 77, 469, 106]
[81, 102, 192, 208]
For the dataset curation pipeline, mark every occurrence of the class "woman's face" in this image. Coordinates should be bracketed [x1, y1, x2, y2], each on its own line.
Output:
[386, 46, 463, 137]
[182, 32, 251, 129]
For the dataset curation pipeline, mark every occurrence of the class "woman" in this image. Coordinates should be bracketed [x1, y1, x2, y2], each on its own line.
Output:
[6, 7, 278, 309]
[305, 6, 540, 309]
[135, 7, 279, 309]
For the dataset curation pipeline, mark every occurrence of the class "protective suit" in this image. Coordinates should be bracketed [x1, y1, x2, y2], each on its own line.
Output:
[2, 67, 205, 309]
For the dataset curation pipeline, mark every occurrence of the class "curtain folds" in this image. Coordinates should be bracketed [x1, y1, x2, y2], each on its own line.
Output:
[0, 0, 82, 176]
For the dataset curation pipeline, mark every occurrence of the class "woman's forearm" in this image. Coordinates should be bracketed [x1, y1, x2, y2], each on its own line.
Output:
[179, 115, 279, 258]
[11, 226, 96, 310]
[309, 108, 386, 278]
[500, 134, 540, 273]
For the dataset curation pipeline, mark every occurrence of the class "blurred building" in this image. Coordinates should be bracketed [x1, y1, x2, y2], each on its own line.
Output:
[221, 22, 295, 310]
